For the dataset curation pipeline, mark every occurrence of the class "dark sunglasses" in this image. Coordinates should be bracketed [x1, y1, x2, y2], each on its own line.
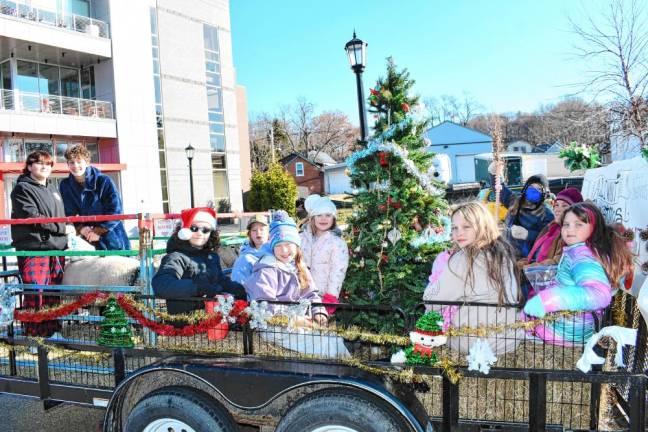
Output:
[190, 225, 213, 234]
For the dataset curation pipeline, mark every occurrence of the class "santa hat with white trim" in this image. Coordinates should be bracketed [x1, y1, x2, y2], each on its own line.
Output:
[177, 207, 217, 241]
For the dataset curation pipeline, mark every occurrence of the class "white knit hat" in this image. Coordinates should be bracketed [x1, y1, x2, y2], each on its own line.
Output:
[304, 194, 337, 217]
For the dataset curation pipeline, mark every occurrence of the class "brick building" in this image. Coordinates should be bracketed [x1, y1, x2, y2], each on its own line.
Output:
[280, 153, 336, 197]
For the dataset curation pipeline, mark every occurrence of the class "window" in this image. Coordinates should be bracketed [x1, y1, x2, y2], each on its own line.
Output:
[55, 142, 69, 162]
[212, 154, 226, 169]
[16, 61, 39, 93]
[1, 61, 12, 90]
[60, 67, 80, 98]
[212, 170, 229, 200]
[24, 140, 53, 156]
[210, 134, 226, 152]
[81, 67, 95, 99]
[85, 142, 99, 162]
[203, 24, 219, 52]
[295, 162, 305, 177]
[3, 139, 24, 162]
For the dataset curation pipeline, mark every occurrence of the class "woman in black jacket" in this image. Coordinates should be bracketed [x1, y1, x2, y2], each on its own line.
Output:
[152, 207, 246, 316]
[11, 151, 68, 337]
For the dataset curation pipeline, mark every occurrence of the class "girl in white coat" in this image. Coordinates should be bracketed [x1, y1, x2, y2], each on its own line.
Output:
[299, 195, 349, 313]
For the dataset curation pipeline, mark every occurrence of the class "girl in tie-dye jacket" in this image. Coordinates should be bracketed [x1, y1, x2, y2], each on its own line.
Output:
[523, 202, 634, 345]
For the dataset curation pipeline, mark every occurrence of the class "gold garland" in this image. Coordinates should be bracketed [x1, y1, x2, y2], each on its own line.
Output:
[0, 338, 110, 362]
[444, 310, 577, 337]
[611, 292, 627, 327]
[268, 311, 580, 346]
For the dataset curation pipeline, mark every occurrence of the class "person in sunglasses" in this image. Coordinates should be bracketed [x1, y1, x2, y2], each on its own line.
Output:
[152, 207, 246, 315]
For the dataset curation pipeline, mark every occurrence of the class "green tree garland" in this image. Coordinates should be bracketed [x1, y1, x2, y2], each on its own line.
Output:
[343, 58, 450, 332]
[97, 297, 134, 348]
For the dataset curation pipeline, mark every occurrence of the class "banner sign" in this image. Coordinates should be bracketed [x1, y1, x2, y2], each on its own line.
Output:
[582, 156, 648, 294]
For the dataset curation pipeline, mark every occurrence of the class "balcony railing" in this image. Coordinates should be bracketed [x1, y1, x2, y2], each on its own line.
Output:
[0, 0, 109, 38]
[0, 89, 114, 119]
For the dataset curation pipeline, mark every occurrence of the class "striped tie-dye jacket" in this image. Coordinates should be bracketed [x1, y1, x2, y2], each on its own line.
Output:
[523, 242, 612, 345]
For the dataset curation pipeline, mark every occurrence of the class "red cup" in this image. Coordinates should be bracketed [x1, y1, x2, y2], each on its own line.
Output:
[205, 299, 229, 341]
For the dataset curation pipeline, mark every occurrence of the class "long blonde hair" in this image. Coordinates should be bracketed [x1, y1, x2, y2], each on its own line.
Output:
[450, 202, 519, 306]
[294, 249, 310, 291]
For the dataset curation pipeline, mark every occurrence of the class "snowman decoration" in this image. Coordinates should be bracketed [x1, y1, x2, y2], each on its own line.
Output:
[391, 311, 447, 365]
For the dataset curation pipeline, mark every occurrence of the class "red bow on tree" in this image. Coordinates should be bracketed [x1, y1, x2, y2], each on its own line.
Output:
[378, 151, 389, 167]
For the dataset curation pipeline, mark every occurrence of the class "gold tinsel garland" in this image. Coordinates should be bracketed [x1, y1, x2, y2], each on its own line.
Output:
[0, 338, 110, 362]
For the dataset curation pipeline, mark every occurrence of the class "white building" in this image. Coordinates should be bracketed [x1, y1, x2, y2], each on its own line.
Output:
[0, 0, 249, 218]
[506, 140, 532, 153]
[425, 121, 492, 184]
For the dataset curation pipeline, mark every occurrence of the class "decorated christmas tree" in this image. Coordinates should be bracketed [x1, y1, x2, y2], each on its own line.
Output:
[97, 297, 134, 348]
[343, 58, 451, 331]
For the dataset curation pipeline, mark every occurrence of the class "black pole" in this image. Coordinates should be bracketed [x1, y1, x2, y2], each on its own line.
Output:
[188, 158, 195, 207]
[353, 65, 368, 143]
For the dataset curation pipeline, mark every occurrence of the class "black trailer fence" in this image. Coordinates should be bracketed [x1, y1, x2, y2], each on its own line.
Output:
[1, 290, 646, 431]
[0, 212, 646, 431]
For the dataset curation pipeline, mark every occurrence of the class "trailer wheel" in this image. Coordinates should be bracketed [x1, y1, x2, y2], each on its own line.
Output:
[124, 386, 236, 432]
[276, 389, 411, 432]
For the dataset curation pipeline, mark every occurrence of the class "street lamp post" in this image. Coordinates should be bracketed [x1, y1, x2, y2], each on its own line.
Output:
[345, 31, 369, 143]
[185, 143, 195, 208]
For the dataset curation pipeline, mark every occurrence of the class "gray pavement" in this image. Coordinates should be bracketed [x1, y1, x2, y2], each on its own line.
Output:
[0, 394, 104, 432]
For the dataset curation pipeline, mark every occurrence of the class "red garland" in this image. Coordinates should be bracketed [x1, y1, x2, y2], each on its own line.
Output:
[116, 296, 250, 337]
[15, 292, 107, 323]
[15, 291, 250, 337]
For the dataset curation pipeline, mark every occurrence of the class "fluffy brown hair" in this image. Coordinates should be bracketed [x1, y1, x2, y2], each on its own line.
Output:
[64, 144, 92, 163]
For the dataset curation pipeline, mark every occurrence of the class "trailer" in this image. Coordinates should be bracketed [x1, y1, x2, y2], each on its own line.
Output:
[1, 213, 647, 432]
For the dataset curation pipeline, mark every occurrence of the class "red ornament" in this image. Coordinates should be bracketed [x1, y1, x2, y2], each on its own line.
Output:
[401, 102, 410, 112]
[378, 204, 387, 212]
[381, 254, 389, 264]
[378, 151, 388, 167]
[370, 88, 380, 96]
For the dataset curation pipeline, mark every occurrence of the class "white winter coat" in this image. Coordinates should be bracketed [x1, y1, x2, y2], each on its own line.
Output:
[299, 226, 349, 298]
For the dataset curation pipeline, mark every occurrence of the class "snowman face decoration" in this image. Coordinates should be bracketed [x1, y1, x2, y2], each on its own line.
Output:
[409, 330, 447, 348]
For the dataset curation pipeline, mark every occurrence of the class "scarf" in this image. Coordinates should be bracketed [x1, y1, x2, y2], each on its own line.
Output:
[526, 222, 561, 263]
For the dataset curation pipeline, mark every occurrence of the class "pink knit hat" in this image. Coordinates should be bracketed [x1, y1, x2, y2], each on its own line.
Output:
[555, 187, 583, 206]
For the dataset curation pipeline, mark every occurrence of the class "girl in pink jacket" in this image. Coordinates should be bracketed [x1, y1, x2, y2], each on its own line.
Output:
[299, 195, 349, 312]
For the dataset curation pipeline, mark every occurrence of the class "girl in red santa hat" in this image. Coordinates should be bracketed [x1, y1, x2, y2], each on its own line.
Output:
[153, 207, 246, 316]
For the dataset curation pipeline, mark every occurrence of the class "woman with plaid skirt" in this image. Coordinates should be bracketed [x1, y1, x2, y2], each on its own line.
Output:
[11, 151, 68, 337]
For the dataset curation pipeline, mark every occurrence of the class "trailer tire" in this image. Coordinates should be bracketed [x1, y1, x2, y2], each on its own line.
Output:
[276, 388, 410, 432]
[123, 386, 236, 432]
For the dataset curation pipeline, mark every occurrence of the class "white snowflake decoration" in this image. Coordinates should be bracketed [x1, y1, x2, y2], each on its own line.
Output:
[286, 299, 311, 331]
[0, 283, 16, 327]
[466, 339, 497, 374]
[212, 295, 236, 324]
[244, 300, 273, 330]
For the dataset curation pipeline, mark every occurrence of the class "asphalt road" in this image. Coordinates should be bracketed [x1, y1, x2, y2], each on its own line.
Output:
[0, 394, 104, 432]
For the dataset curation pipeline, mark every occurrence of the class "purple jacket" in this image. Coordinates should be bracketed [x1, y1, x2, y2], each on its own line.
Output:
[244, 249, 326, 317]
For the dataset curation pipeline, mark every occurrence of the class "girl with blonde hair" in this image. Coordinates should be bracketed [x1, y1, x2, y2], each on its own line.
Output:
[424, 201, 522, 355]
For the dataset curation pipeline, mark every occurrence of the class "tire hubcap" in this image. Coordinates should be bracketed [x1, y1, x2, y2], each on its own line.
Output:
[142, 418, 196, 432]
[311, 426, 360, 432]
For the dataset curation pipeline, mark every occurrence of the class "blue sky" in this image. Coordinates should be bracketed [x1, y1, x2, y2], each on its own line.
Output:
[231, 1, 601, 124]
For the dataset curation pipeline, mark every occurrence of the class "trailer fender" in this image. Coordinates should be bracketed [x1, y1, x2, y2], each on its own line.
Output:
[103, 357, 430, 432]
